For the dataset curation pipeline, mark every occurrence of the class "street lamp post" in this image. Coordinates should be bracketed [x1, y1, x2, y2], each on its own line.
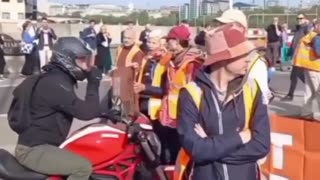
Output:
[229, 0, 233, 9]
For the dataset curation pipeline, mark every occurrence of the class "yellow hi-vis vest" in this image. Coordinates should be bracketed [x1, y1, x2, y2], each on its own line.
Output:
[115, 45, 141, 67]
[293, 31, 320, 72]
[137, 58, 166, 120]
[173, 80, 260, 180]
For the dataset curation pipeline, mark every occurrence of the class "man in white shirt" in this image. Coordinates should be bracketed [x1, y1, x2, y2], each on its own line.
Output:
[37, 18, 57, 69]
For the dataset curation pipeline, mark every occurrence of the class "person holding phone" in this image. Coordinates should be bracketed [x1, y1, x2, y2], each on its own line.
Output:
[96, 25, 112, 75]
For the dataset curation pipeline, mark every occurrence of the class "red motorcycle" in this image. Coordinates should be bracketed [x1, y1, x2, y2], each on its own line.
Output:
[0, 95, 175, 180]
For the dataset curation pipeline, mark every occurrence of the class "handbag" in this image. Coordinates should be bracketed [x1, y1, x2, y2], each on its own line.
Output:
[21, 42, 34, 54]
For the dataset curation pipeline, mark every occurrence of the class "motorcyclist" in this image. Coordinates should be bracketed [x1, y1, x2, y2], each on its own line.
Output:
[13, 37, 114, 180]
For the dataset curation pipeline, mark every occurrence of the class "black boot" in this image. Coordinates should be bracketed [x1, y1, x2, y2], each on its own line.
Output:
[281, 95, 293, 102]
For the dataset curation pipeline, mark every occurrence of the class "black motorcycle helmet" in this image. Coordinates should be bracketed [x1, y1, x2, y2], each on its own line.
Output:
[49, 37, 93, 81]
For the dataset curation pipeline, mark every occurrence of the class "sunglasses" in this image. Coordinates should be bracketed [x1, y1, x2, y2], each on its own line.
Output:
[297, 17, 304, 20]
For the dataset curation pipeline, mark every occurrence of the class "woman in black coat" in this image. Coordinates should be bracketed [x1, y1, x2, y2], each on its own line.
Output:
[0, 35, 6, 80]
[95, 25, 112, 75]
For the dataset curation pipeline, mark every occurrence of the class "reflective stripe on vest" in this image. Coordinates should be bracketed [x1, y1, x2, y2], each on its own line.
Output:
[168, 59, 197, 119]
[248, 55, 261, 74]
[173, 79, 259, 180]
[293, 32, 320, 72]
[137, 58, 166, 120]
[116, 45, 141, 67]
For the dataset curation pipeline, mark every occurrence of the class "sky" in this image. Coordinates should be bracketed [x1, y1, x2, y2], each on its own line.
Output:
[53, 0, 188, 9]
[52, 0, 302, 9]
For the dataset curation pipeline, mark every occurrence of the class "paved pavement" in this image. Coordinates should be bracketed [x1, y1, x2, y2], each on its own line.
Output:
[0, 71, 310, 154]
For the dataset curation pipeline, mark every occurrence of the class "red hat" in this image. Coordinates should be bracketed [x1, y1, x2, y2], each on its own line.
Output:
[204, 23, 255, 66]
[166, 25, 190, 41]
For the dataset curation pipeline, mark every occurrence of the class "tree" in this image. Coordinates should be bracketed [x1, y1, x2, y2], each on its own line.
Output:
[138, 11, 149, 25]
[154, 13, 177, 26]
[71, 11, 82, 18]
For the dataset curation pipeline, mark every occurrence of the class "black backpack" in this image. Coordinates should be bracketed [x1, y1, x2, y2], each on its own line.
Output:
[8, 74, 45, 134]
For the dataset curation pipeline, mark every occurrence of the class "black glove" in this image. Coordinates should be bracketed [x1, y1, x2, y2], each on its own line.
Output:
[87, 67, 102, 84]
[100, 109, 122, 124]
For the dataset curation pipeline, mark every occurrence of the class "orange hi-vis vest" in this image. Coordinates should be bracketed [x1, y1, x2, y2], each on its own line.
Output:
[293, 31, 320, 72]
[137, 55, 169, 120]
[167, 59, 199, 120]
[116, 45, 141, 67]
[173, 79, 260, 180]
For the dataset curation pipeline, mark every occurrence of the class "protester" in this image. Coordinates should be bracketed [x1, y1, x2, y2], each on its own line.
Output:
[81, 20, 97, 54]
[293, 19, 320, 120]
[139, 24, 152, 53]
[214, 9, 274, 103]
[248, 50, 274, 103]
[37, 17, 57, 69]
[120, 21, 134, 44]
[21, 20, 38, 76]
[114, 29, 145, 71]
[159, 25, 203, 164]
[216, 9, 248, 28]
[175, 22, 270, 180]
[180, 19, 193, 36]
[0, 34, 6, 80]
[96, 25, 112, 75]
[281, 14, 310, 101]
[134, 29, 170, 163]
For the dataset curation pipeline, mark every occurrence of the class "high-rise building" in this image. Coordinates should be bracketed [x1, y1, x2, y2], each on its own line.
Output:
[189, 0, 201, 19]
[180, 3, 189, 20]
[201, 0, 214, 16]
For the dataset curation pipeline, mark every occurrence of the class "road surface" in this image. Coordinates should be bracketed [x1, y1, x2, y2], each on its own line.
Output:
[0, 71, 310, 154]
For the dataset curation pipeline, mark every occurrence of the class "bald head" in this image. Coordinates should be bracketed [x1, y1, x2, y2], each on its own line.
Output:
[145, 24, 151, 30]
[123, 29, 136, 47]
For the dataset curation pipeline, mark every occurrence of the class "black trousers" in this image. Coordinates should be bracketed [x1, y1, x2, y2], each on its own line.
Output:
[21, 48, 40, 76]
[0, 51, 6, 75]
[287, 66, 305, 96]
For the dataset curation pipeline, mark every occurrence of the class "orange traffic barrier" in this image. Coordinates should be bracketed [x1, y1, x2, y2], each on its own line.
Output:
[261, 114, 320, 180]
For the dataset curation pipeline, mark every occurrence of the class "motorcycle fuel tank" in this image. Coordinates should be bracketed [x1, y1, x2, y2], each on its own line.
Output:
[60, 124, 128, 165]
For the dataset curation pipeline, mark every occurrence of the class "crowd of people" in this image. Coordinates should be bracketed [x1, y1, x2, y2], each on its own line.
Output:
[8, 9, 273, 180]
[6, 6, 320, 180]
[265, 13, 320, 120]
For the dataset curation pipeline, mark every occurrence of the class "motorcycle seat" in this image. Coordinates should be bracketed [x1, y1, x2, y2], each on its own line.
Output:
[0, 149, 47, 180]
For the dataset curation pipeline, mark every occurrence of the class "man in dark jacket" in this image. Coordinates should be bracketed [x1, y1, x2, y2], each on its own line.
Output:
[266, 17, 282, 66]
[177, 23, 270, 180]
[13, 37, 118, 180]
[139, 23, 151, 53]
[0, 35, 6, 79]
[281, 13, 311, 101]
[81, 20, 97, 54]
